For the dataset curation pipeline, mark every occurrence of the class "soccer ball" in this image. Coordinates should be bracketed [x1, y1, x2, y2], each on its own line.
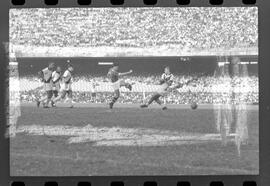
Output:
[191, 102, 198, 110]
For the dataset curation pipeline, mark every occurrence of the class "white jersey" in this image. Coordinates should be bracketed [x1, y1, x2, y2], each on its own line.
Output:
[60, 70, 72, 91]
[52, 71, 61, 91]
[42, 67, 53, 91]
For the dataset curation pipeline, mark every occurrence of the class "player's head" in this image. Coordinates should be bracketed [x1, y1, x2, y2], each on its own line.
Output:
[164, 66, 170, 74]
[48, 62, 55, 70]
[56, 66, 61, 73]
[112, 62, 119, 71]
[67, 64, 74, 72]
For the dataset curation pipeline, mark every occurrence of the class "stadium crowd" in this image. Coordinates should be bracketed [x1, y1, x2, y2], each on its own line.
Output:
[10, 8, 258, 55]
[19, 75, 258, 105]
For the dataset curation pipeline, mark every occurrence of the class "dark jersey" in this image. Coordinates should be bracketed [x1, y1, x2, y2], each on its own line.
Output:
[107, 68, 119, 83]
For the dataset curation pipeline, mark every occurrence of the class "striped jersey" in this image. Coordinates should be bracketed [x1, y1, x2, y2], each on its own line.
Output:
[161, 73, 174, 85]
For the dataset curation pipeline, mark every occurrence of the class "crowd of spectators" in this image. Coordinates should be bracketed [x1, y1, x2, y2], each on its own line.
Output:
[18, 75, 258, 105]
[10, 8, 258, 56]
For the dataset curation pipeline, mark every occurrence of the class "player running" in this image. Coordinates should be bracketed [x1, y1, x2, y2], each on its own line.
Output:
[51, 66, 62, 107]
[51, 64, 74, 108]
[36, 62, 55, 108]
[107, 63, 133, 109]
[140, 66, 192, 110]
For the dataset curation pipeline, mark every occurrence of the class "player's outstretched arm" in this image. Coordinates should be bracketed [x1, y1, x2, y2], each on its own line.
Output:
[171, 76, 199, 89]
[173, 78, 196, 89]
[167, 82, 184, 91]
[119, 70, 133, 76]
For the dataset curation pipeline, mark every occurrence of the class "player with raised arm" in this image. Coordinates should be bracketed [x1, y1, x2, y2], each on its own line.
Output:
[51, 64, 74, 108]
[36, 62, 55, 108]
[107, 63, 133, 109]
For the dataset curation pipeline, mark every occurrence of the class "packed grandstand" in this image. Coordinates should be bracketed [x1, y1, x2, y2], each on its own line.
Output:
[10, 7, 258, 57]
[10, 8, 258, 104]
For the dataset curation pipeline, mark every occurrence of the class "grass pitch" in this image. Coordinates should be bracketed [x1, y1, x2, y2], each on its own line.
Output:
[10, 103, 259, 176]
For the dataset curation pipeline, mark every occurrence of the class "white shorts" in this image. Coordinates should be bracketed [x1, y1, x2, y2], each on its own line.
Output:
[52, 83, 60, 91]
[43, 83, 52, 91]
[60, 83, 72, 92]
[156, 83, 169, 94]
[111, 80, 122, 91]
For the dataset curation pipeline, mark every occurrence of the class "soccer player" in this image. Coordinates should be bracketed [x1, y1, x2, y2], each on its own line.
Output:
[140, 66, 174, 110]
[107, 63, 133, 109]
[51, 66, 62, 107]
[52, 64, 74, 108]
[36, 62, 55, 108]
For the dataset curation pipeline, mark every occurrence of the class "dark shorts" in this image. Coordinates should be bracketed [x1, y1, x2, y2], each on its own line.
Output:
[46, 90, 53, 99]
[53, 90, 58, 97]
[61, 90, 72, 99]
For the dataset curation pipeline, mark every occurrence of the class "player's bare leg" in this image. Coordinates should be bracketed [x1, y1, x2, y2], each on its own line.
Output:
[155, 97, 167, 110]
[51, 90, 65, 106]
[52, 94, 62, 104]
[36, 95, 47, 107]
[44, 99, 51, 108]
[66, 97, 73, 108]
[43, 91, 53, 108]
[120, 81, 132, 91]
[37, 91, 52, 108]
[51, 90, 58, 107]
[52, 91, 66, 105]
[66, 91, 74, 108]
[109, 89, 120, 109]
[141, 93, 166, 109]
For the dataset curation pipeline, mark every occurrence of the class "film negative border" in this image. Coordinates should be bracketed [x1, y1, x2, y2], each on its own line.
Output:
[8, 0, 257, 7]
[1, 0, 270, 186]
[8, 178, 260, 186]
[10, 0, 258, 6]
